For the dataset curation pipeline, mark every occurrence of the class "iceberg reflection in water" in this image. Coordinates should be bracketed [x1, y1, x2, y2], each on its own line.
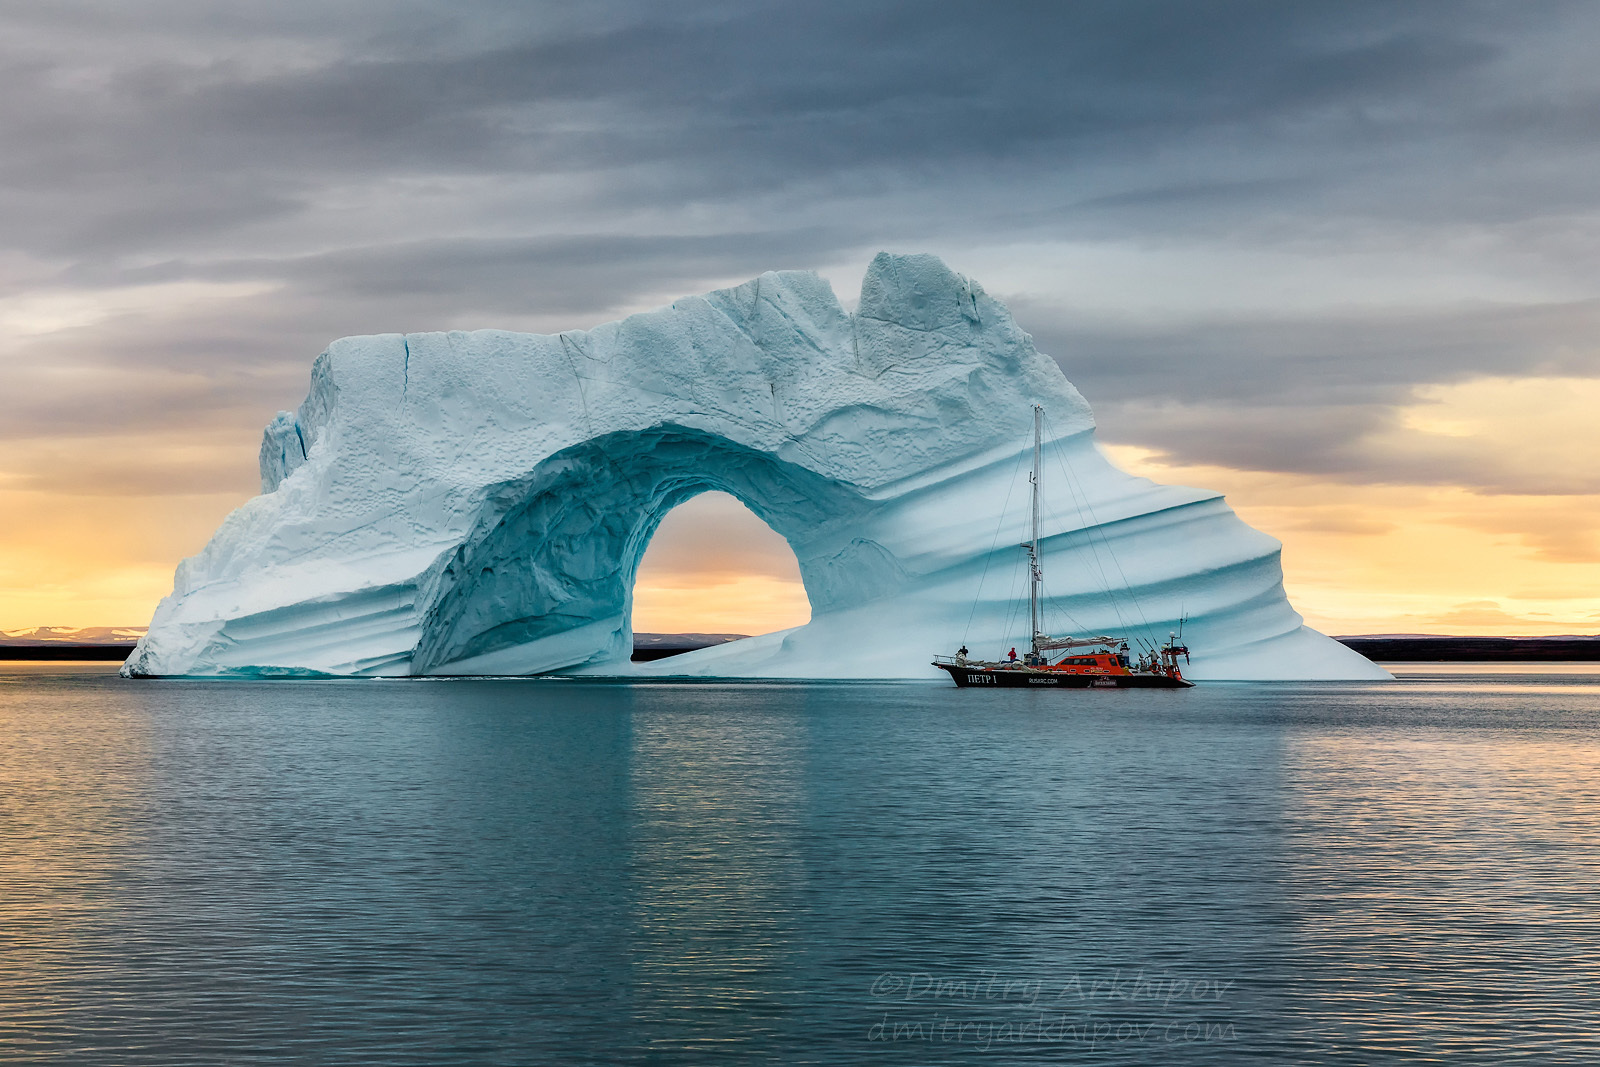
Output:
[3, 662, 1600, 1064]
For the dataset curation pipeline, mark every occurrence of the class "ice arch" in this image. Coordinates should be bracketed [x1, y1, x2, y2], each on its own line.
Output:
[125, 252, 1385, 679]
[413, 427, 857, 674]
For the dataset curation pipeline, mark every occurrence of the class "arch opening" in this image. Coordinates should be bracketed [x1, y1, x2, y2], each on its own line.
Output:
[412, 425, 870, 675]
[631, 491, 812, 642]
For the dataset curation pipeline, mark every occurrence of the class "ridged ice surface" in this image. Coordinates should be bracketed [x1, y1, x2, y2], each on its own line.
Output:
[7, 663, 1600, 1064]
[125, 251, 1380, 680]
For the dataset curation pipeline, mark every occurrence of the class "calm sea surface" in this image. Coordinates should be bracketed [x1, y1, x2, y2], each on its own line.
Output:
[4, 662, 1600, 1065]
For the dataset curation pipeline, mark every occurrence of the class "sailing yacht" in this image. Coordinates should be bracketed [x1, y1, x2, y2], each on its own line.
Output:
[932, 405, 1193, 689]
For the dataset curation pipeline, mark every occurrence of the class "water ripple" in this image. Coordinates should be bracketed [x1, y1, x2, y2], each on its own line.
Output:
[2, 662, 1600, 1063]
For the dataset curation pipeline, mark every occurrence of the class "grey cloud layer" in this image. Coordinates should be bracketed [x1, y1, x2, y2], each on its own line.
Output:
[1027, 296, 1600, 491]
[3, 0, 1582, 255]
[4, 0, 1599, 495]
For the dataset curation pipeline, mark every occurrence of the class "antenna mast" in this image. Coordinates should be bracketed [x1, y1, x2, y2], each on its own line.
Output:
[1029, 404, 1042, 657]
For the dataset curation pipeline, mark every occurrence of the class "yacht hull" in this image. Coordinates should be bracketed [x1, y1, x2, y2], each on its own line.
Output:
[934, 663, 1193, 689]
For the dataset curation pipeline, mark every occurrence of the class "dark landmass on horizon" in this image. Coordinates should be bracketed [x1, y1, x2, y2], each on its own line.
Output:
[0, 644, 135, 660]
[1335, 636, 1600, 662]
[629, 633, 749, 661]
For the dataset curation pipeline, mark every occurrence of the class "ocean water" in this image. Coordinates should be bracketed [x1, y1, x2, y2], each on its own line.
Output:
[3, 662, 1600, 1065]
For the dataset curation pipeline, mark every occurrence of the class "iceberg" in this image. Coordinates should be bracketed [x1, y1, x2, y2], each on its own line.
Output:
[124, 253, 1385, 680]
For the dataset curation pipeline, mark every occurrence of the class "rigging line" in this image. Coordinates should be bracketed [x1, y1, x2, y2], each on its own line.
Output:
[1049, 505, 1126, 639]
[963, 445, 1030, 644]
[1036, 416, 1145, 645]
[1036, 446, 1137, 638]
[1034, 572, 1089, 637]
[1041, 488, 1144, 643]
[1043, 498, 1146, 653]
[1038, 497, 1105, 628]
[1000, 539, 1029, 649]
[1069, 479, 1160, 649]
[1044, 412, 1161, 648]
[997, 528, 1035, 656]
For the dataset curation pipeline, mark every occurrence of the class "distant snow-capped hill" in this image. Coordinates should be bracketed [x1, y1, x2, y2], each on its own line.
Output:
[632, 633, 748, 649]
[0, 626, 147, 645]
[630, 633, 749, 661]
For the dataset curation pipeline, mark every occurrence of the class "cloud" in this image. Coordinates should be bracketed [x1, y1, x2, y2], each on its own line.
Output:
[6, 3, 1599, 380]
[1041, 305, 1600, 491]
[1098, 447, 1600, 637]
[0, 0, 1591, 264]
[0, 433, 259, 497]
[1441, 490, 1600, 563]
[6, 1, 1600, 633]
[1400, 600, 1600, 632]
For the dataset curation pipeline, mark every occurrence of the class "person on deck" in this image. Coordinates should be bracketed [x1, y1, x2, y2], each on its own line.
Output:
[1007, 647, 1017, 662]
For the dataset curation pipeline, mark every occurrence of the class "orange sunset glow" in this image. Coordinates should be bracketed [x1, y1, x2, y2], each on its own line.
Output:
[4, 354, 1599, 640]
[6, 381, 1598, 641]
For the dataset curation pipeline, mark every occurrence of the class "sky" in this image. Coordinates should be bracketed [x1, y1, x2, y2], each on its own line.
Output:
[3, 0, 1599, 638]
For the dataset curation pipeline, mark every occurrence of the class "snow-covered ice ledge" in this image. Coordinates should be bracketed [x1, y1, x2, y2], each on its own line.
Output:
[124, 253, 1385, 681]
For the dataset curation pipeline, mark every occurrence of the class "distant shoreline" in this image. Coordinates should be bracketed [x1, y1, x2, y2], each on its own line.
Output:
[1336, 636, 1600, 662]
[0, 645, 133, 660]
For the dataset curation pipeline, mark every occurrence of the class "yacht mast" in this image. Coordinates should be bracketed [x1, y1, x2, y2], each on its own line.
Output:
[1029, 404, 1042, 656]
